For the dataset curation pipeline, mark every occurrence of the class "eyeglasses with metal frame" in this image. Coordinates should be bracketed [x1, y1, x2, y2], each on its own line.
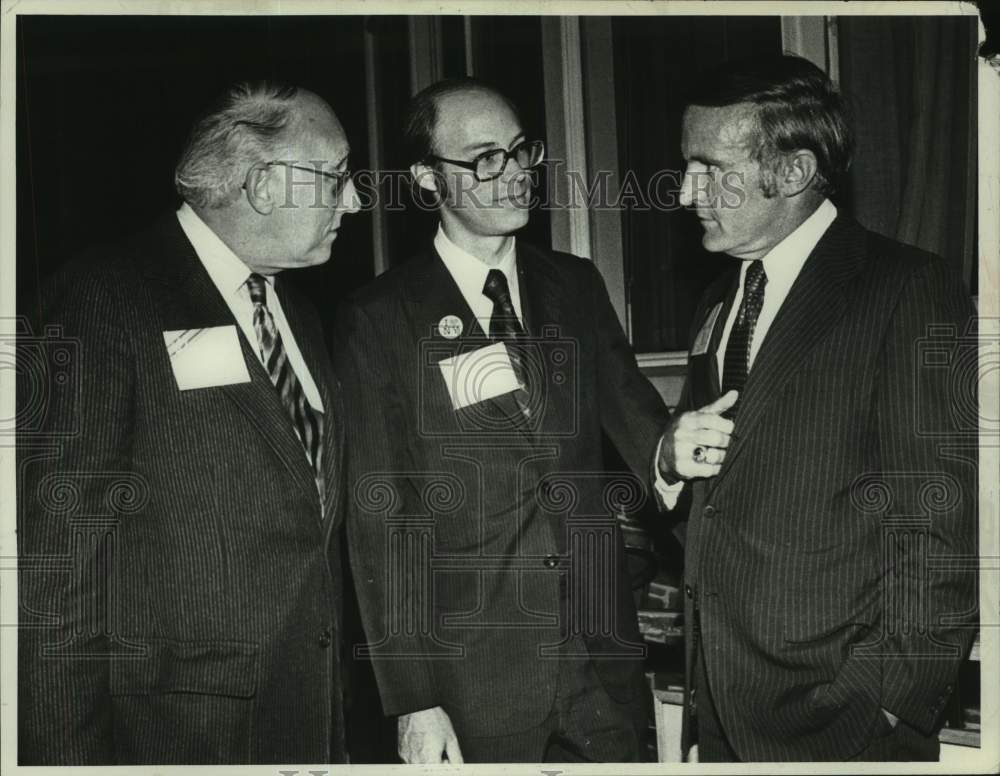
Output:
[250, 161, 353, 201]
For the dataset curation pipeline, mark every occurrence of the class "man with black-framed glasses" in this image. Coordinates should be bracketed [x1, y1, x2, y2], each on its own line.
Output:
[18, 81, 360, 765]
[334, 78, 704, 764]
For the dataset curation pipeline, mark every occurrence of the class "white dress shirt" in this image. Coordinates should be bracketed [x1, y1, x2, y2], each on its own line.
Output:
[434, 224, 523, 330]
[175, 203, 324, 412]
[656, 198, 838, 507]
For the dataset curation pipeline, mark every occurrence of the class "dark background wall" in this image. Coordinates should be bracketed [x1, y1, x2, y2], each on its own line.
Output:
[16, 15, 377, 327]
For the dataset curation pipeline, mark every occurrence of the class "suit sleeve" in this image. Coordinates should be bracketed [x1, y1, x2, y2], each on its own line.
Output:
[332, 301, 439, 718]
[586, 261, 672, 492]
[876, 257, 978, 733]
[18, 269, 133, 764]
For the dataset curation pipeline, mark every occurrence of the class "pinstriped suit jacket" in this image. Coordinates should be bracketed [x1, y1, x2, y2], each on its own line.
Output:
[17, 215, 348, 764]
[677, 215, 978, 761]
[333, 242, 671, 739]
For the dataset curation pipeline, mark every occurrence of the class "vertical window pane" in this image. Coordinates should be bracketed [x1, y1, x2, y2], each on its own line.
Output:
[612, 16, 781, 352]
[469, 15, 552, 251]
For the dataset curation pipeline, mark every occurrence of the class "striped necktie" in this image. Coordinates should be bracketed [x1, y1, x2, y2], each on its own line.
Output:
[721, 260, 767, 420]
[246, 273, 324, 496]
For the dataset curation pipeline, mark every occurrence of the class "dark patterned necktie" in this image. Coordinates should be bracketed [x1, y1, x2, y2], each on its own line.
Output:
[721, 260, 767, 419]
[246, 274, 324, 496]
[482, 268, 532, 419]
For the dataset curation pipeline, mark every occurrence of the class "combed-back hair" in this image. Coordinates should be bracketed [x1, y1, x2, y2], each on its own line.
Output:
[174, 81, 299, 209]
[686, 55, 854, 196]
[402, 77, 522, 168]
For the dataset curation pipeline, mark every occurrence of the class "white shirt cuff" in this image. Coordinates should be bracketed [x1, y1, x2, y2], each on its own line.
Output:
[653, 436, 685, 510]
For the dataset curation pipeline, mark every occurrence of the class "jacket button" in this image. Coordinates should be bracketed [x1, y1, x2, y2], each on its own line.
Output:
[685, 584, 694, 599]
[703, 505, 717, 519]
[318, 629, 332, 648]
[543, 554, 559, 569]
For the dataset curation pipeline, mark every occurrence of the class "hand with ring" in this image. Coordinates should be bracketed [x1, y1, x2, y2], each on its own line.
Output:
[657, 390, 737, 481]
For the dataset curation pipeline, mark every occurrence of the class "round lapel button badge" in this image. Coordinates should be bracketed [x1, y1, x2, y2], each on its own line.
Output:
[438, 314, 463, 340]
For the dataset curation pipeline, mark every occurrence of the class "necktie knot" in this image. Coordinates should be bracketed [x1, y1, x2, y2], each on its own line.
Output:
[246, 273, 268, 306]
[482, 269, 512, 307]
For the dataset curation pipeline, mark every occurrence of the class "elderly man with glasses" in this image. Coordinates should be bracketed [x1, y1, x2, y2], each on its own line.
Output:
[18, 81, 360, 765]
[334, 78, 723, 764]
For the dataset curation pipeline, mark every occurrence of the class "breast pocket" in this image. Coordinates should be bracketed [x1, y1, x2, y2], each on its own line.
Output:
[110, 638, 259, 764]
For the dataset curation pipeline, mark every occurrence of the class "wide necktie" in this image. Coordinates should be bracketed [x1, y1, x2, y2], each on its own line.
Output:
[246, 273, 324, 496]
[721, 260, 767, 419]
[482, 268, 533, 419]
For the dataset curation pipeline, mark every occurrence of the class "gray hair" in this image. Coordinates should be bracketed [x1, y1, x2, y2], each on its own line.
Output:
[174, 81, 299, 209]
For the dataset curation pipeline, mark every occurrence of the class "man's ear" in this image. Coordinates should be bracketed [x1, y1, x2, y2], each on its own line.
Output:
[410, 162, 441, 194]
[778, 149, 819, 197]
[244, 165, 275, 215]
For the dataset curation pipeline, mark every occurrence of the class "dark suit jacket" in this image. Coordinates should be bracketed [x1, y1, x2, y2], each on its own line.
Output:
[676, 215, 978, 761]
[17, 215, 348, 764]
[333, 242, 671, 739]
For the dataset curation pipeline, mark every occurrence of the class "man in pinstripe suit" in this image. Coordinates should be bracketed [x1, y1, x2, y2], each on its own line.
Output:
[658, 55, 978, 761]
[18, 82, 360, 764]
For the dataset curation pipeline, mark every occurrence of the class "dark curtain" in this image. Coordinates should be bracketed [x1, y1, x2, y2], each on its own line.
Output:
[838, 16, 978, 292]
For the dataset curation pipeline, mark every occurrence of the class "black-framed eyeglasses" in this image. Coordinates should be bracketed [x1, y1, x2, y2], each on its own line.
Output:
[427, 139, 545, 182]
[257, 161, 353, 200]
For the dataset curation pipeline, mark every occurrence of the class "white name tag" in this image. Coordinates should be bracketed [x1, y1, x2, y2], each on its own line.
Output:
[163, 326, 251, 390]
[692, 302, 723, 357]
[438, 342, 522, 410]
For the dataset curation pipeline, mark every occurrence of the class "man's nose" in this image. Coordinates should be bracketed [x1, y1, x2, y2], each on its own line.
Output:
[501, 153, 533, 189]
[500, 153, 522, 178]
[679, 170, 694, 207]
[339, 177, 361, 214]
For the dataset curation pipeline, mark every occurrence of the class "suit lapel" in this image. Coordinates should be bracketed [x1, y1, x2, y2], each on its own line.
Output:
[141, 216, 319, 502]
[404, 247, 485, 338]
[687, 269, 739, 409]
[276, 279, 343, 534]
[710, 216, 869, 493]
[516, 243, 574, 438]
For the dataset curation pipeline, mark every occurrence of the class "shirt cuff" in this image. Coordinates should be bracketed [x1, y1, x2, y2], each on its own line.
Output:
[653, 436, 685, 510]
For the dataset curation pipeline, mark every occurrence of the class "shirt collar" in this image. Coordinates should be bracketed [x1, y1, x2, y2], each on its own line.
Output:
[176, 202, 271, 297]
[747, 198, 837, 296]
[434, 224, 517, 290]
